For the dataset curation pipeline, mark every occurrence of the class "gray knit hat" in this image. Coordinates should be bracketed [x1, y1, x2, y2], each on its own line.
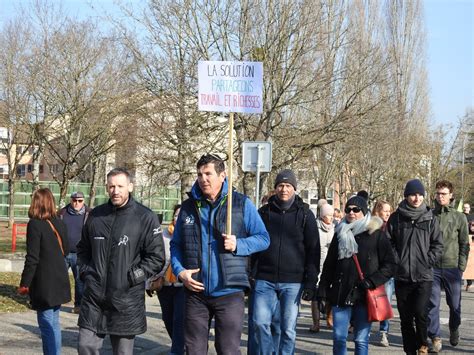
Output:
[274, 169, 297, 190]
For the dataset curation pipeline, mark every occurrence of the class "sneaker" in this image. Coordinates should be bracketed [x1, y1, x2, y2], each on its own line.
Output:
[72, 306, 81, 314]
[450, 328, 459, 346]
[430, 337, 442, 353]
[417, 345, 429, 354]
[379, 332, 389, 347]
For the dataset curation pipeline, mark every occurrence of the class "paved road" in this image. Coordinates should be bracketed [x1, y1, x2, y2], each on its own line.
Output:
[1, 256, 473, 354]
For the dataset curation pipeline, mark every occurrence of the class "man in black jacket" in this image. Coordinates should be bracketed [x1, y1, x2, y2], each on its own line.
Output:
[77, 168, 165, 354]
[250, 169, 320, 354]
[387, 179, 443, 355]
[59, 191, 91, 314]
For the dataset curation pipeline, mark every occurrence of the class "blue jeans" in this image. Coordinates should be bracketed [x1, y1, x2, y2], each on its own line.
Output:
[379, 277, 395, 332]
[37, 306, 61, 355]
[248, 291, 281, 355]
[65, 252, 84, 307]
[428, 268, 462, 338]
[252, 280, 302, 355]
[333, 304, 372, 355]
[157, 286, 185, 355]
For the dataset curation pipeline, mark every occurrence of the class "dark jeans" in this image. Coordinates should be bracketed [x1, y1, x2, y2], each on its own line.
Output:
[395, 280, 432, 354]
[65, 252, 84, 307]
[428, 268, 462, 338]
[157, 286, 185, 355]
[184, 290, 244, 355]
[78, 327, 135, 355]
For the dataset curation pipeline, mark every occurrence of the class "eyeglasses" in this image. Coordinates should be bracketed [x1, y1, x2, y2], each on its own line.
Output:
[345, 206, 362, 214]
[72, 199, 84, 203]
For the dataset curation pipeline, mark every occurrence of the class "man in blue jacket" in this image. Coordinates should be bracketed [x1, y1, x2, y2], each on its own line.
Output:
[170, 154, 270, 354]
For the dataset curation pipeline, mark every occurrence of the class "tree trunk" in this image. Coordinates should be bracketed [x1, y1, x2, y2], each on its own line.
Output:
[7, 178, 15, 228]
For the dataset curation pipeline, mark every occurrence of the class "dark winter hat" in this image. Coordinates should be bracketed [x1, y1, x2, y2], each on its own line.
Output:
[345, 195, 369, 216]
[274, 169, 297, 190]
[403, 179, 425, 197]
[356, 190, 369, 202]
[70, 191, 84, 199]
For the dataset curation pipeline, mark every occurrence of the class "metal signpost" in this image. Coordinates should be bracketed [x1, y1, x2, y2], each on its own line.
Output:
[242, 141, 272, 207]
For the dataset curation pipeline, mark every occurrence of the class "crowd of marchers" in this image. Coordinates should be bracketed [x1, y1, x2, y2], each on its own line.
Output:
[16, 155, 472, 355]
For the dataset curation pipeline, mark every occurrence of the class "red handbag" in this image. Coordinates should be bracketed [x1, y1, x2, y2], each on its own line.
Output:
[352, 254, 394, 322]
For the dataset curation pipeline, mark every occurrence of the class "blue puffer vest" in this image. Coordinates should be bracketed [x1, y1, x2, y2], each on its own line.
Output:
[179, 190, 249, 291]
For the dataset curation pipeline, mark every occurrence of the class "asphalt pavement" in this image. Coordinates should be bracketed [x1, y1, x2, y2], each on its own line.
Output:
[1, 256, 473, 354]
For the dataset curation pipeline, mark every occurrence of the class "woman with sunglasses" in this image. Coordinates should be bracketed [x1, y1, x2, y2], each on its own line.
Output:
[318, 195, 396, 355]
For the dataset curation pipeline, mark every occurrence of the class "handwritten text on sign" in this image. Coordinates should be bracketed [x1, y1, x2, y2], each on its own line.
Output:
[198, 61, 263, 114]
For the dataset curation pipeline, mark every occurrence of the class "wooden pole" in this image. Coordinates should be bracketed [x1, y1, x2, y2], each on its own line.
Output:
[226, 112, 234, 235]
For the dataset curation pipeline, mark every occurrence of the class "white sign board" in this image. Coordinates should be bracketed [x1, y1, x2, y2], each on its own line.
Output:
[242, 141, 272, 172]
[198, 61, 263, 114]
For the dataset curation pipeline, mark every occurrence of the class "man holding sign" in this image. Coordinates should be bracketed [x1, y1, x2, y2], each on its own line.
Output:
[170, 154, 269, 354]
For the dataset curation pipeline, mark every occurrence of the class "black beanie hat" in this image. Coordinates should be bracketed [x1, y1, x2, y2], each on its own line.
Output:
[404, 179, 425, 197]
[346, 195, 369, 216]
[274, 169, 297, 190]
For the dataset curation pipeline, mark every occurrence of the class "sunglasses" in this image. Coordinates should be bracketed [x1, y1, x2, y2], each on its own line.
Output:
[72, 199, 84, 203]
[345, 206, 362, 214]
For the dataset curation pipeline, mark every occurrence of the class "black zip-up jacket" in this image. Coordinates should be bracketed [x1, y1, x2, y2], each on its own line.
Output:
[387, 206, 443, 282]
[253, 195, 320, 289]
[77, 197, 165, 335]
[318, 220, 396, 307]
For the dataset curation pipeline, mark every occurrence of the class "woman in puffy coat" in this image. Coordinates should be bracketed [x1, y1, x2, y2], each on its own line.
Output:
[318, 196, 396, 355]
[18, 188, 71, 355]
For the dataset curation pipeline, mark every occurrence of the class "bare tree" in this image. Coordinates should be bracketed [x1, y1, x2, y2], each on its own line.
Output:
[31, 17, 131, 205]
[0, 19, 38, 226]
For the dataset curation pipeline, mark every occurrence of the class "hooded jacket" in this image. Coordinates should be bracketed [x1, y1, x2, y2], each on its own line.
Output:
[318, 217, 396, 307]
[387, 204, 443, 282]
[253, 195, 320, 289]
[433, 201, 470, 271]
[170, 178, 269, 297]
[77, 197, 165, 336]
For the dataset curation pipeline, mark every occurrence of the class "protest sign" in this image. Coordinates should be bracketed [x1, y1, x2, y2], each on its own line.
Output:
[198, 61, 263, 114]
[197, 60, 264, 234]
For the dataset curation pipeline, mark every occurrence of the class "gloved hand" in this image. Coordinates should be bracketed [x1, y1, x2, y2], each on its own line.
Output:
[301, 288, 315, 301]
[357, 278, 375, 290]
[17, 286, 29, 295]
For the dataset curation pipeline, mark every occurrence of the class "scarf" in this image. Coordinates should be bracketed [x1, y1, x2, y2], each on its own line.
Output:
[397, 200, 427, 221]
[274, 194, 296, 211]
[67, 204, 86, 216]
[335, 212, 371, 260]
[317, 218, 334, 233]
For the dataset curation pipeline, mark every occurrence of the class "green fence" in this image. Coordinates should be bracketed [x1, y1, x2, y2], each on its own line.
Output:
[0, 181, 181, 223]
